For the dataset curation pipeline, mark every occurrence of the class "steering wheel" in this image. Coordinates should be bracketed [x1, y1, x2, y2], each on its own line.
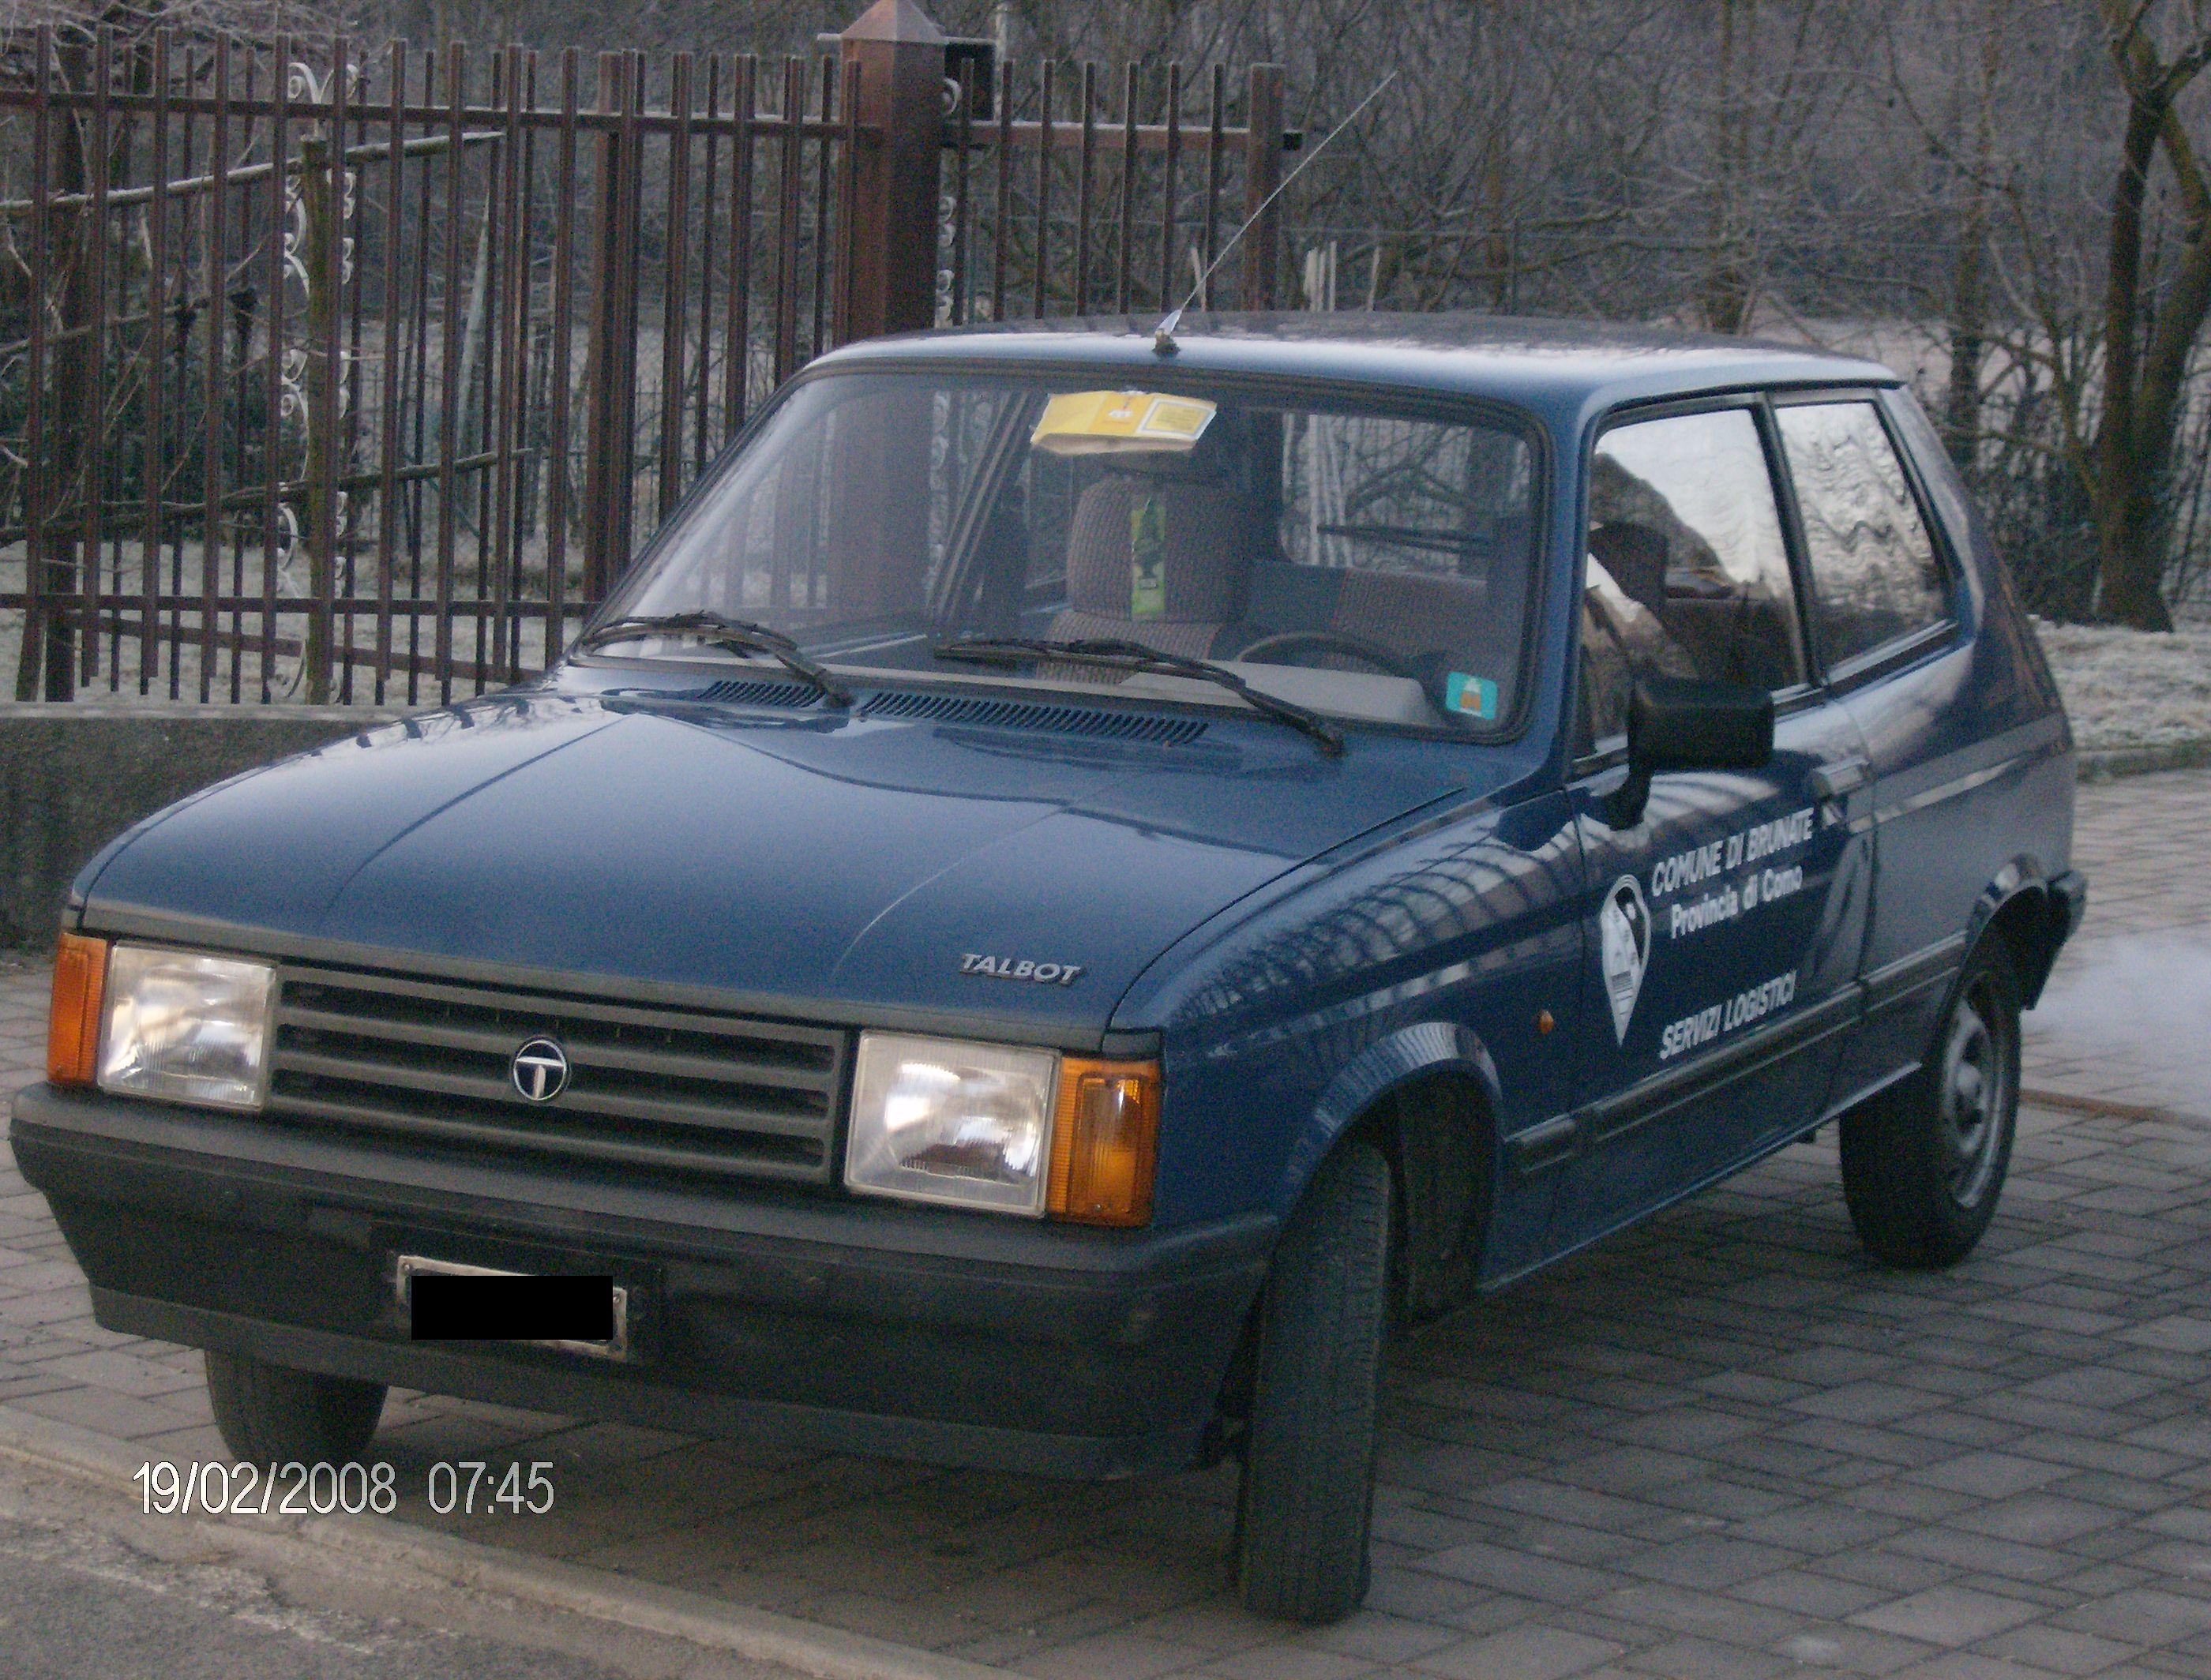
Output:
[1233, 629, 1424, 681]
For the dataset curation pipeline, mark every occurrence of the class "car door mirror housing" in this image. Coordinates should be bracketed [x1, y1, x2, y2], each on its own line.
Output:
[1605, 675, 1777, 827]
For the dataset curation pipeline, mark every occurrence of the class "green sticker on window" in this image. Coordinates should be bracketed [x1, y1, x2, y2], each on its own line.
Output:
[1444, 672, 1498, 718]
[1130, 497, 1166, 620]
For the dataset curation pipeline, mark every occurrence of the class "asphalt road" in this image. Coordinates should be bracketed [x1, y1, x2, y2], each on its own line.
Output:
[0, 1457, 806, 1680]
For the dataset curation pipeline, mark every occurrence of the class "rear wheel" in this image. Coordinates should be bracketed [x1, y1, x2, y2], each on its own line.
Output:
[1235, 1137, 1391, 1624]
[1840, 939, 2021, 1268]
[205, 1350, 386, 1463]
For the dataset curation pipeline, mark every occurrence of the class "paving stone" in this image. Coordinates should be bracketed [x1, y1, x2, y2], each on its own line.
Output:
[1850, 1586, 2046, 1647]
[1416, 1626, 1626, 1680]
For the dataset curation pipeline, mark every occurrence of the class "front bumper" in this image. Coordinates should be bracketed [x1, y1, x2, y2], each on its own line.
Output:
[11, 1084, 1274, 1479]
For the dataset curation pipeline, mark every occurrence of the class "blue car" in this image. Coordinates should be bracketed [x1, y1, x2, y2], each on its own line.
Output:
[15, 317, 2085, 1622]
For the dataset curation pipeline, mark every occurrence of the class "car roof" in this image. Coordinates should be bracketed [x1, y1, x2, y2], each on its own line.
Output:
[810, 312, 1901, 418]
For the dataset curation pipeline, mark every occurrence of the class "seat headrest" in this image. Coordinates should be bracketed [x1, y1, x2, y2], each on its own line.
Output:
[1589, 520, 1669, 616]
[1064, 475, 1252, 624]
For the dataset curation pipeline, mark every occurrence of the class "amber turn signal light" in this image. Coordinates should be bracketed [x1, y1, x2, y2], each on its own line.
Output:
[1046, 1058, 1160, 1228]
[47, 932, 109, 1087]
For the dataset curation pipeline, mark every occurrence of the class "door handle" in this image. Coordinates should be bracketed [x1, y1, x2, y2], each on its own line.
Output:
[1811, 756, 1870, 803]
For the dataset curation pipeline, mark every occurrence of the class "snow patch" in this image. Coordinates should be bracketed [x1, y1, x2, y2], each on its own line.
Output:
[2033, 618, 2211, 752]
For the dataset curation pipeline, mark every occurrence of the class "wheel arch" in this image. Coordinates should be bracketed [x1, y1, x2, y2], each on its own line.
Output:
[1970, 860, 2065, 1007]
[1274, 1022, 1501, 1323]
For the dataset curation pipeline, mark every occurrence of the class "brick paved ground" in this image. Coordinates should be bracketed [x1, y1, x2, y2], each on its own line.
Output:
[0, 774, 2206, 1680]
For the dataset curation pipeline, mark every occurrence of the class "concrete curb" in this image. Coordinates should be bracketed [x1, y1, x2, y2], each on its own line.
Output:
[2077, 737, 2211, 781]
[2021, 1086, 2209, 1128]
[0, 1400, 1015, 1680]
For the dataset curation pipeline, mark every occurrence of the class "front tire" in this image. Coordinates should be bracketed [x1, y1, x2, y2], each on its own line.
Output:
[1840, 939, 2021, 1268]
[205, 1350, 386, 1463]
[1235, 1137, 1391, 1624]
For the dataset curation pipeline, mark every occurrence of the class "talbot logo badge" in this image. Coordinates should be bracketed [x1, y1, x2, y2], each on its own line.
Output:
[959, 953, 1085, 987]
[1599, 875, 1651, 1044]
[511, 1038, 570, 1103]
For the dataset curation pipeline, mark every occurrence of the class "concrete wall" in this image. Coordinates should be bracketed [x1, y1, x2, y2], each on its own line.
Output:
[0, 703, 400, 948]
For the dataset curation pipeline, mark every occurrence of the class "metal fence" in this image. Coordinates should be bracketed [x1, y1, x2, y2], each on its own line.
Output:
[0, 7, 1293, 707]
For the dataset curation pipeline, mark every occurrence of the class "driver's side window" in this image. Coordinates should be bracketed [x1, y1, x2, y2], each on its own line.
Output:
[1575, 407, 1804, 756]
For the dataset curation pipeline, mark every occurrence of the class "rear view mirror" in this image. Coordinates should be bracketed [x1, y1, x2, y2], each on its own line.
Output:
[1605, 675, 1775, 827]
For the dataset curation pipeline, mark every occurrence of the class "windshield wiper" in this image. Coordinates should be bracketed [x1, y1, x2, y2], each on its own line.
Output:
[576, 610, 853, 707]
[934, 636, 1346, 757]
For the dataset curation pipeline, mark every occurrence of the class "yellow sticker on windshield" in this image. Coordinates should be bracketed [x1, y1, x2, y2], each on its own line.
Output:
[1031, 390, 1218, 455]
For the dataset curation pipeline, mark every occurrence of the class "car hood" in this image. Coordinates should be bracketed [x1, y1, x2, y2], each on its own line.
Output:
[81, 688, 1511, 1041]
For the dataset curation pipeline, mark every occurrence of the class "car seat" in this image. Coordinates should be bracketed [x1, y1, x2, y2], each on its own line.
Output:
[1045, 472, 1256, 660]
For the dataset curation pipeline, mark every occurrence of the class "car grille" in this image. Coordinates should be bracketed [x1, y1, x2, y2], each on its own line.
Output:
[267, 964, 847, 1184]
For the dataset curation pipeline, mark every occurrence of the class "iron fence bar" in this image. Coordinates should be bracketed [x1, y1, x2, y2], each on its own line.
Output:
[833, 57, 859, 346]
[143, 29, 172, 695]
[340, 47, 375, 702]
[1158, 63, 1181, 313]
[77, 28, 113, 691]
[991, 59, 1010, 321]
[613, 49, 645, 573]
[942, 116, 1259, 154]
[493, 43, 527, 682]
[773, 56, 801, 384]
[199, 32, 228, 699]
[230, 49, 259, 699]
[544, 46, 579, 667]
[16, 26, 51, 701]
[434, 40, 464, 702]
[724, 53, 755, 433]
[467, 49, 499, 693]
[657, 51, 693, 523]
[1202, 65, 1225, 310]
[1033, 60, 1051, 318]
[1115, 62, 1136, 313]
[949, 58, 971, 326]
[0, 85, 845, 141]
[0, 129, 504, 219]
[305, 37, 351, 703]
[1074, 62, 1094, 317]
[693, 54, 720, 473]
[260, 38, 291, 700]
[403, 45, 436, 704]
[809, 54, 832, 360]
[375, 41, 404, 701]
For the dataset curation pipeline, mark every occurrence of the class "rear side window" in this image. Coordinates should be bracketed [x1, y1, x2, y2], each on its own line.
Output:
[1775, 402, 1950, 670]
[1578, 407, 1806, 751]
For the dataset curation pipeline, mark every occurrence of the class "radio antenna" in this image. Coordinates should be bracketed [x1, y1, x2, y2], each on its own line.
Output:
[1152, 70, 1397, 356]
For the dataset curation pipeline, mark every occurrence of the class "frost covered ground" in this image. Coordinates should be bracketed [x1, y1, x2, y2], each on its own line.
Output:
[2034, 616, 2211, 753]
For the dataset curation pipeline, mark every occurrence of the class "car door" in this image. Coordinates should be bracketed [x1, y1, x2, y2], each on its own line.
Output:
[1549, 398, 1875, 1251]
[1768, 389, 2021, 1112]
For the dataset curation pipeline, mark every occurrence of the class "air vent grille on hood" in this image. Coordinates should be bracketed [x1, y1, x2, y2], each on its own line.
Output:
[694, 679, 824, 707]
[862, 690, 1207, 744]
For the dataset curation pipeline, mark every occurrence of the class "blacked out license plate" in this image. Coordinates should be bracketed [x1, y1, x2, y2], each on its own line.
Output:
[396, 1254, 629, 1359]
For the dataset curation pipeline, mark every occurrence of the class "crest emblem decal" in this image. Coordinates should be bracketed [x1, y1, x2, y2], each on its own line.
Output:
[1599, 875, 1652, 1044]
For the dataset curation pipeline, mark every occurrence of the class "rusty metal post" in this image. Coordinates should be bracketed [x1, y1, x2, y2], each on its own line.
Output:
[837, 0, 945, 342]
[1241, 63, 1284, 309]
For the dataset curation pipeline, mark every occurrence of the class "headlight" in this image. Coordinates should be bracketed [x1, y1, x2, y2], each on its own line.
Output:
[845, 1033, 1059, 1214]
[97, 945, 276, 1112]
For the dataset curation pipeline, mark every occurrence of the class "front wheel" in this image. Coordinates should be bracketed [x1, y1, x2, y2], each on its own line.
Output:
[1839, 939, 2021, 1268]
[1235, 1137, 1391, 1624]
[205, 1350, 386, 1464]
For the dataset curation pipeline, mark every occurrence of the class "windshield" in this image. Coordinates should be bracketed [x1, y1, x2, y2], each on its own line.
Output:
[597, 369, 1541, 733]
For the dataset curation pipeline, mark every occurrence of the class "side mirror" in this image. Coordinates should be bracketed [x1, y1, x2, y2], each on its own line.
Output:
[1604, 674, 1775, 828]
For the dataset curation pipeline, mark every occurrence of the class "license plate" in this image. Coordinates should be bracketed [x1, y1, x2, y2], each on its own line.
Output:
[395, 1254, 630, 1360]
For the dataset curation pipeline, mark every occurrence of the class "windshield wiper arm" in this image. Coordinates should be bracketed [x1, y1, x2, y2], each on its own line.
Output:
[577, 610, 853, 707]
[934, 636, 1346, 757]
